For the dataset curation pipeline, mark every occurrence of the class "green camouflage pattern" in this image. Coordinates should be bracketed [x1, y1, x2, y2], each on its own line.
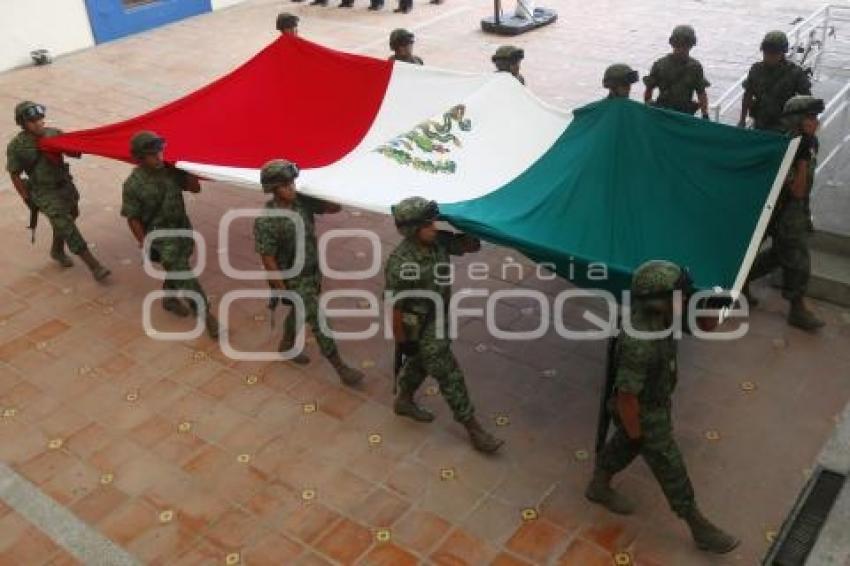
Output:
[130, 131, 164, 158]
[385, 232, 480, 422]
[260, 159, 298, 191]
[121, 165, 209, 310]
[6, 128, 88, 254]
[783, 95, 824, 116]
[743, 60, 811, 131]
[254, 196, 338, 357]
[749, 200, 810, 300]
[644, 54, 710, 114]
[603, 64, 638, 88]
[631, 260, 682, 296]
[597, 308, 696, 517]
[389, 28, 414, 49]
[669, 25, 697, 47]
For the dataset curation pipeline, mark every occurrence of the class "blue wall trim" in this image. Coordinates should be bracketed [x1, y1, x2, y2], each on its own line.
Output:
[85, 0, 212, 44]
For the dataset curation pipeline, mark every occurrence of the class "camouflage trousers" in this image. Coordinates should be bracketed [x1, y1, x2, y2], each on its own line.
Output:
[597, 406, 696, 517]
[749, 200, 810, 301]
[398, 322, 474, 423]
[32, 184, 87, 255]
[283, 274, 338, 359]
[157, 238, 209, 313]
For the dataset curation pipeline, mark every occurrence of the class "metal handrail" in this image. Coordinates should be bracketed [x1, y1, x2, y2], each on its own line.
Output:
[815, 81, 850, 179]
[710, 4, 843, 123]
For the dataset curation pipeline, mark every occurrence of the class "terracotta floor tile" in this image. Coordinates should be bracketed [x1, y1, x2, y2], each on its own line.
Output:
[0, 526, 60, 565]
[314, 517, 374, 565]
[505, 519, 571, 564]
[204, 507, 262, 550]
[216, 416, 277, 455]
[70, 485, 131, 525]
[16, 448, 75, 486]
[113, 453, 184, 497]
[41, 461, 101, 507]
[580, 519, 640, 554]
[0, 335, 34, 362]
[149, 428, 208, 466]
[556, 538, 613, 566]
[214, 464, 269, 507]
[126, 520, 199, 564]
[181, 444, 232, 485]
[391, 509, 451, 555]
[38, 404, 92, 439]
[293, 552, 336, 566]
[25, 318, 71, 343]
[280, 502, 342, 546]
[318, 386, 366, 421]
[243, 530, 304, 565]
[43, 547, 83, 566]
[491, 552, 534, 566]
[169, 537, 222, 566]
[99, 497, 159, 546]
[431, 528, 499, 566]
[198, 368, 242, 399]
[0, 512, 32, 551]
[359, 543, 419, 566]
[130, 414, 175, 449]
[89, 436, 146, 473]
[316, 468, 374, 515]
[351, 487, 411, 528]
[65, 422, 113, 460]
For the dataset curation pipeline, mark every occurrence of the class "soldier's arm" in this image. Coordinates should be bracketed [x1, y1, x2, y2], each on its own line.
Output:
[642, 64, 659, 104]
[698, 92, 710, 118]
[260, 255, 287, 290]
[183, 174, 201, 194]
[120, 181, 146, 247]
[439, 230, 481, 256]
[9, 173, 30, 202]
[739, 92, 753, 126]
[392, 308, 407, 343]
[616, 393, 642, 439]
[613, 337, 651, 439]
[127, 219, 146, 247]
[790, 160, 809, 200]
[797, 69, 812, 96]
[385, 254, 410, 343]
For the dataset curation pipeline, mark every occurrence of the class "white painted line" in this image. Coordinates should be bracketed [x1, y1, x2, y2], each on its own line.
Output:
[0, 463, 140, 566]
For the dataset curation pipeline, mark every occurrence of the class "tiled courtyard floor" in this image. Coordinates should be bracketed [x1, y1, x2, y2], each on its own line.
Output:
[1, 0, 849, 564]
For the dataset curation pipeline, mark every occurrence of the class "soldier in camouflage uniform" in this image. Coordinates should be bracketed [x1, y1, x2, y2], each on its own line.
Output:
[253, 159, 364, 386]
[385, 197, 503, 453]
[643, 25, 711, 118]
[6, 101, 110, 280]
[587, 260, 739, 554]
[276, 13, 299, 35]
[492, 46, 526, 86]
[745, 96, 825, 331]
[740, 31, 811, 131]
[121, 131, 219, 339]
[603, 64, 639, 99]
[388, 29, 423, 65]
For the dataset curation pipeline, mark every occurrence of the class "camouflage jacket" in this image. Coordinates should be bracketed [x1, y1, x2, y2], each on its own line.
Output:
[121, 165, 192, 233]
[385, 231, 478, 324]
[614, 309, 678, 407]
[389, 54, 424, 65]
[743, 60, 811, 131]
[6, 128, 78, 213]
[644, 54, 710, 114]
[253, 195, 324, 280]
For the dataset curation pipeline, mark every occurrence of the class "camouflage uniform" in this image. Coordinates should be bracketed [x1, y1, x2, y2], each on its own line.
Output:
[253, 195, 338, 358]
[748, 134, 815, 300]
[603, 64, 639, 98]
[385, 232, 477, 422]
[121, 165, 209, 312]
[6, 127, 87, 253]
[644, 54, 710, 115]
[389, 29, 423, 65]
[743, 61, 811, 131]
[596, 307, 695, 516]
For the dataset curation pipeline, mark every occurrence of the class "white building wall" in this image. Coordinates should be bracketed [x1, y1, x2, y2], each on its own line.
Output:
[0, 0, 95, 72]
[211, 0, 245, 9]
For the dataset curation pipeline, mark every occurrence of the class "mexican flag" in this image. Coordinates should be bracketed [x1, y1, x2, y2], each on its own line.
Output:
[42, 35, 797, 295]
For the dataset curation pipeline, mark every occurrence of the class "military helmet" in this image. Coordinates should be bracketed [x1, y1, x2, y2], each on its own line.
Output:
[492, 45, 524, 63]
[389, 28, 415, 50]
[391, 196, 439, 238]
[783, 95, 825, 116]
[14, 101, 46, 127]
[603, 64, 639, 88]
[761, 30, 789, 53]
[669, 25, 697, 47]
[276, 12, 299, 32]
[260, 159, 300, 192]
[130, 131, 165, 159]
[631, 260, 694, 300]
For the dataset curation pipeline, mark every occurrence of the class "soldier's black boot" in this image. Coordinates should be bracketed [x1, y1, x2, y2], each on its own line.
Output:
[309, 0, 328, 6]
[463, 416, 503, 453]
[338, 0, 354, 7]
[163, 297, 191, 317]
[278, 327, 310, 365]
[328, 352, 364, 386]
[50, 236, 73, 268]
[584, 468, 635, 515]
[78, 249, 111, 282]
[683, 508, 740, 554]
[788, 298, 824, 331]
[393, 0, 411, 12]
[367, 0, 383, 9]
[394, 390, 434, 422]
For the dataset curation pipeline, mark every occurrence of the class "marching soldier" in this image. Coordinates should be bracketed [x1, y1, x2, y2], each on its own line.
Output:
[385, 197, 503, 453]
[6, 101, 110, 281]
[587, 260, 739, 554]
[603, 64, 639, 98]
[276, 12, 299, 35]
[389, 29, 423, 64]
[740, 31, 812, 131]
[644, 25, 711, 118]
[253, 159, 364, 386]
[491, 46, 526, 85]
[745, 96, 825, 330]
[121, 131, 219, 339]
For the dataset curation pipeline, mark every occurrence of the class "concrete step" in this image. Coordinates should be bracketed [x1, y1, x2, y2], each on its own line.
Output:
[809, 231, 850, 307]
